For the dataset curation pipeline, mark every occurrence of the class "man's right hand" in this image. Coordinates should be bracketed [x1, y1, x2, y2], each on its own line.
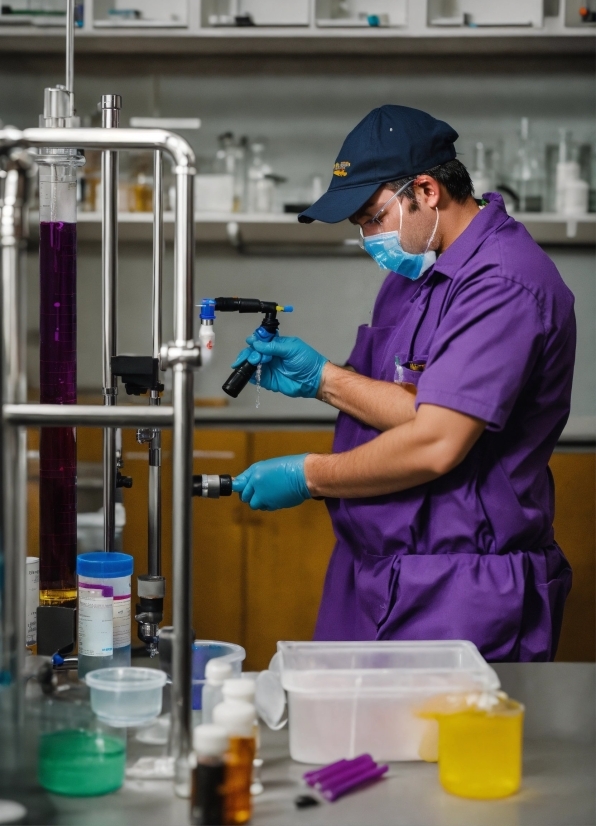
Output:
[231, 335, 328, 399]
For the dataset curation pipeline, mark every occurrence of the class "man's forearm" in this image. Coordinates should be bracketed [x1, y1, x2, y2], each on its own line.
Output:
[304, 404, 486, 498]
[317, 362, 417, 431]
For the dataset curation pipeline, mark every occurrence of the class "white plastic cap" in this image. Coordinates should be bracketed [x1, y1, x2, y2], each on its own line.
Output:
[212, 700, 256, 738]
[222, 677, 255, 703]
[205, 658, 234, 685]
[193, 724, 229, 756]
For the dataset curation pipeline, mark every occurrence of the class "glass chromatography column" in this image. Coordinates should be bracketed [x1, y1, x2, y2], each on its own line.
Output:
[37, 143, 84, 606]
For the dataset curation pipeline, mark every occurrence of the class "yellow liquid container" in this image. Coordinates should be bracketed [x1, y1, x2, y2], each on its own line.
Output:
[418, 692, 524, 800]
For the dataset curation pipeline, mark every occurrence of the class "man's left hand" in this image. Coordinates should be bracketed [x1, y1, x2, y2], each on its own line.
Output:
[232, 454, 311, 511]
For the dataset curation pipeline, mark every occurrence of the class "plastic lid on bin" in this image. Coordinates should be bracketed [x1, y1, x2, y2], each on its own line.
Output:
[205, 659, 234, 686]
[223, 678, 255, 704]
[213, 700, 255, 737]
[193, 724, 229, 756]
[77, 552, 134, 578]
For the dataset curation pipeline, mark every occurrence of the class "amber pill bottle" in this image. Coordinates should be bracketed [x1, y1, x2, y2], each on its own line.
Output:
[213, 700, 257, 825]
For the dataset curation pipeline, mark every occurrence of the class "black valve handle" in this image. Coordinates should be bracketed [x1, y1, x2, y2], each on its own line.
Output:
[222, 360, 258, 398]
[192, 474, 233, 499]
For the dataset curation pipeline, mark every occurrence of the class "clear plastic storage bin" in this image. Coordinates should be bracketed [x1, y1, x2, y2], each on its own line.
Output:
[276, 640, 500, 764]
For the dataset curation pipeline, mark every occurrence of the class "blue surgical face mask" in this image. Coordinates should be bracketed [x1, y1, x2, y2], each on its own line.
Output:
[361, 197, 439, 281]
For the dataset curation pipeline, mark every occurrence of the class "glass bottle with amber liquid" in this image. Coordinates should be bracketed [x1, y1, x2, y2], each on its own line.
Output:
[213, 701, 257, 825]
[191, 724, 228, 826]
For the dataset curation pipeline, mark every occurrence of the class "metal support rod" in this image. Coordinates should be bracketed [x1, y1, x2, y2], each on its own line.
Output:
[0, 128, 197, 169]
[3, 404, 174, 428]
[65, 0, 75, 116]
[1, 152, 34, 690]
[148, 150, 163, 578]
[170, 163, 195, 797]
[101, 95, 121, 552]
[153, 150, 163, 363]
[148, 431, 162, 576]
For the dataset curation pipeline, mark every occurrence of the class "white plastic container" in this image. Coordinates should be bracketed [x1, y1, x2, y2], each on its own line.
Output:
[77, 552, 133, 668]
[86, 667, 168, 727]
[276, 640, 500, 764]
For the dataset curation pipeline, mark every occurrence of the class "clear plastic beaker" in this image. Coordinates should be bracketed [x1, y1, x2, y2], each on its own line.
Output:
[86, 667, 167, 728]
[192, 641, 245, 710]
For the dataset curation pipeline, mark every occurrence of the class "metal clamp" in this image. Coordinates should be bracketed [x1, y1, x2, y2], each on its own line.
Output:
[160, 341, 201, 370]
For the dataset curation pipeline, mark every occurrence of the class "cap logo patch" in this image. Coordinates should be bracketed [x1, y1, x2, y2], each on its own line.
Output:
[333, 161, 351, 177]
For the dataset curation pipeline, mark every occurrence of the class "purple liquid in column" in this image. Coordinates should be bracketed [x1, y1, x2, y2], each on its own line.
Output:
[39, 221, 77, 599]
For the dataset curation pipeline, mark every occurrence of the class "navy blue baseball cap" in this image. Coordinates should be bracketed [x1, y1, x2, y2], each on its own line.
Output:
[298, 105, 458, 224]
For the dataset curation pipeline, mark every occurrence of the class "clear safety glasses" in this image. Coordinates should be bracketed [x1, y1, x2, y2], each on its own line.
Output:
[365, 178, 415, 227]
[359, 178, 415, 247]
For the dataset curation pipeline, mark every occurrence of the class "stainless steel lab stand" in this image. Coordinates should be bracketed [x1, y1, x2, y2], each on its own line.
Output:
[0, 125, 199, 793]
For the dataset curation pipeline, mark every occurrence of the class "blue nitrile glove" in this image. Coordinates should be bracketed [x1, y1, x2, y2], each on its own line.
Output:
[232, 454, 311, 511]
[230, 335, 328, 399]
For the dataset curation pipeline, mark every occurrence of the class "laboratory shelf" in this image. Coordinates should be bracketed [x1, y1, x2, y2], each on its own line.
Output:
[56, 211, 596, 246]
[0, 30, 592, 56]
[0, 0, 594, 57]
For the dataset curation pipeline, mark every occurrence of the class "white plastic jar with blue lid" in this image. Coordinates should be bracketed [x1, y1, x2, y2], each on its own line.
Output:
[77, 552, 134, 670]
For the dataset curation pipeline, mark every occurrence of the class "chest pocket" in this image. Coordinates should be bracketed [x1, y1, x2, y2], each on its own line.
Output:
[387, 353, 428, 387]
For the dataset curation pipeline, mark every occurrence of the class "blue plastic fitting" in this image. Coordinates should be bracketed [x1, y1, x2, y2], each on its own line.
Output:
[199, 299, 216, 321]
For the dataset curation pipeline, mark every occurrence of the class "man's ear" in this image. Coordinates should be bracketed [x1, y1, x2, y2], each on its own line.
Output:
[414, 176, 441, 209]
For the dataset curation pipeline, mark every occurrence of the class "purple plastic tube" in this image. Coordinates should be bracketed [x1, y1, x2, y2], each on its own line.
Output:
[303, 755, 375, 787]
[317, 758, 380, 793]
[322, 764, 389, 802]
[39, 220, 77, 603]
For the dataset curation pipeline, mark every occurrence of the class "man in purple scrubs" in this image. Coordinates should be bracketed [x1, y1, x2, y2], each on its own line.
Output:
[232, 105, 575, 662]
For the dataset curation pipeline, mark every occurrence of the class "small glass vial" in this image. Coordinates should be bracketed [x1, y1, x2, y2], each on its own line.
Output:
[202, 659, 233, 724]
[213, 701, 256, 825]
[191, 724, 228, 826]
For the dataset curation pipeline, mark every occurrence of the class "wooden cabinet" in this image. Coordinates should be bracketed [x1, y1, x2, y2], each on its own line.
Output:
[28, 428, 594, 666]
[243, 431, 335, 671]
[551, 452, 595, 662]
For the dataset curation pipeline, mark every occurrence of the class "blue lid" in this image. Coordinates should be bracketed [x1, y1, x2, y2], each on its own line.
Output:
[77, 552, 133, 578]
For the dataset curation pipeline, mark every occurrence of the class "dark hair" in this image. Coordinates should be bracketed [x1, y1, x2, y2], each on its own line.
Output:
[388, 159, 474, 209]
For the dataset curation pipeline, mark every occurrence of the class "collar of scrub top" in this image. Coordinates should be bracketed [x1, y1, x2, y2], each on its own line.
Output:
[429, 192, 510, 280]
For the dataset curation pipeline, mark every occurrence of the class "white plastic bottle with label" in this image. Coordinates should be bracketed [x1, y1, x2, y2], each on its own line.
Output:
[78, 585, 114, 678]
[77, 552, 134, 668]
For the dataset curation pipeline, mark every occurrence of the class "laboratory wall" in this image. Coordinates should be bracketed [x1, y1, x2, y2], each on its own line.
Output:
[3, 52, 591, 422]
[4, 50, 594, 663]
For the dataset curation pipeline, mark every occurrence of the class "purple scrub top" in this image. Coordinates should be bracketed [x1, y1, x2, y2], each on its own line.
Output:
[315, 193, 575, 662]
